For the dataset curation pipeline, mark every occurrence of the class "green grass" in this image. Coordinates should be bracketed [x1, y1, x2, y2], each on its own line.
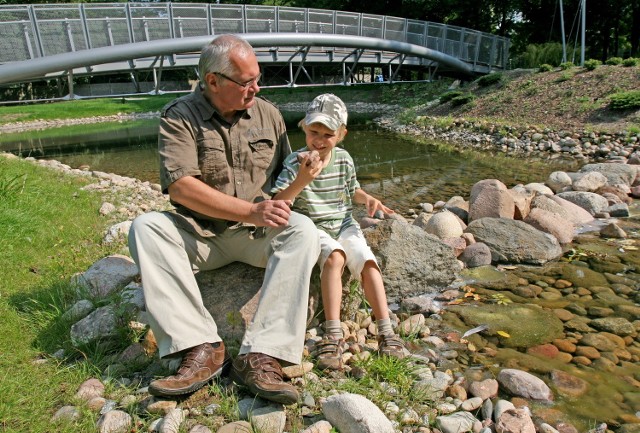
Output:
[0, 156, 124, 432]
[0, 95, 177, 125]
[0, 82, 450, 127]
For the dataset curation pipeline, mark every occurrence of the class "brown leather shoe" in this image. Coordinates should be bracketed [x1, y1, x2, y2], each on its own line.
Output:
[148, 342, 229, 397]
[230, 353, 299, 405]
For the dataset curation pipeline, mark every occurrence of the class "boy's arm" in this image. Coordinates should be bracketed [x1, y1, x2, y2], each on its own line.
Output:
[354, 188, 395, 217]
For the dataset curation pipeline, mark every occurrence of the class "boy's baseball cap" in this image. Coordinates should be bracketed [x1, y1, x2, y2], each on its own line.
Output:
[304, 93, 348, 131]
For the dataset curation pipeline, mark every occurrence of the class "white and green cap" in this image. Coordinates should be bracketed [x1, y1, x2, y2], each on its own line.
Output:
[304, 93, 348, 130]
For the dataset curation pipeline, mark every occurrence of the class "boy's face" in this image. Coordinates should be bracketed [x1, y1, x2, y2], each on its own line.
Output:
[304, 122, 346, 161]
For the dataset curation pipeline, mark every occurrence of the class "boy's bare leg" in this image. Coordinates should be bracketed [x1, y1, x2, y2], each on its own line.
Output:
[320, 251, 347, 321]
[361, 261, 390, 321]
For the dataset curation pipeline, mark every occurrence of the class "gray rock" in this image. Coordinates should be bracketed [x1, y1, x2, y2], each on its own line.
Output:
[364, 220, 460, 301]
[497, 368, 554, 402]
[579, 163, 638, 187]
[322, 393, 394, 433]
[459, 242, 492, 268]
[97, 410, 132, 433]
[248, 406, 286, 433]
[436, 411, 478, 433]
[423, 209, 464, 239]
[62, 299, 94, 322]
[71, 306, 119, 346]
[546, 171, 572, 192]
[556, 191, 609, 215]
[572, 171, 608, 192]
[465, 218, 562, 264]
[73, 254, 139, 298]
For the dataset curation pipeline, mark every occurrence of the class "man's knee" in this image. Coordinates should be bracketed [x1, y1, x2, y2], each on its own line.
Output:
[287, 212, 319, 248]
[129, 212, 170, 251]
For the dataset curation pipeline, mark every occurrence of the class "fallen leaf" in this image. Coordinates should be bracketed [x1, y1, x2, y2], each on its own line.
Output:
[497, 330, 511, 338]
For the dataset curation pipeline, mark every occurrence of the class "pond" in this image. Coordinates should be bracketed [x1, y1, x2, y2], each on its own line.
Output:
[0, 118, 581, 211]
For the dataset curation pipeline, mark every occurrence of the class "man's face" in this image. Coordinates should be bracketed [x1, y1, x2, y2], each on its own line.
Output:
[204, 51, 261, 114]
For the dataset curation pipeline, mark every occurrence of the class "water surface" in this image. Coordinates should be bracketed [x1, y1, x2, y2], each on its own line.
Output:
[0, 119, 581, 210]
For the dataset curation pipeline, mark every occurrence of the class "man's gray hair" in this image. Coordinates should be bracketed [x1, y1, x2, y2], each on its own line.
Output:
[198, 34, 254, 82]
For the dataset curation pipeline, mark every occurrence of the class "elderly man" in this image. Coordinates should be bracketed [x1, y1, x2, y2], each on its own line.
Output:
[128, 34, 319, 405]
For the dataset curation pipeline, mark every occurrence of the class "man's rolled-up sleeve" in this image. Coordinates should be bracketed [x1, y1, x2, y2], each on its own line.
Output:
[158, 115, 202, 193]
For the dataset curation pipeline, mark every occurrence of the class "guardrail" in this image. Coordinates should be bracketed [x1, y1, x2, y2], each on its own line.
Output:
[0, 3, 509, 71]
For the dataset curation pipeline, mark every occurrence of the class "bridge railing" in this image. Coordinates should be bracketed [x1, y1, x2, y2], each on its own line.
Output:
[0, 3, 509, 70]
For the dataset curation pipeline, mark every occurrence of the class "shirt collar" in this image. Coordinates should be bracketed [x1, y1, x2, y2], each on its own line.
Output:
[192, 87, 253, 123]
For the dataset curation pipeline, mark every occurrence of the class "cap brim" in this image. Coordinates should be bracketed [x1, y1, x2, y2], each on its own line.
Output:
[304, 113, 341, 131]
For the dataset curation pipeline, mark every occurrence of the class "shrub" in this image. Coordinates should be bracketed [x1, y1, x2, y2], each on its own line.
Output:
[555, 72, 574, 83]
[622, 58, 639, 67]
[538, 63, 554, 72]
[511, 42, 570, 68]
[559, 61, 575, 70]
[605, 57, 623, 65]
[609, 90, 640, 110]
[584, 59, 601, 71]
[439, 90, 465, 104]
[450, 93, 475, 107]
[476, 73, 503, 87]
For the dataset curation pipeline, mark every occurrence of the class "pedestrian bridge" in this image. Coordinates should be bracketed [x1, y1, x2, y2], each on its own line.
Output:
[0, 3, 510, 98]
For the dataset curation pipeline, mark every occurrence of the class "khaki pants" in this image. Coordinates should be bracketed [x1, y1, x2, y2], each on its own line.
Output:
[128, 211, 319, 364]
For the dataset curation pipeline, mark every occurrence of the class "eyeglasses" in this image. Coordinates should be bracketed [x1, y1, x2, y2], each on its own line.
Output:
[214, 72, 261, 90]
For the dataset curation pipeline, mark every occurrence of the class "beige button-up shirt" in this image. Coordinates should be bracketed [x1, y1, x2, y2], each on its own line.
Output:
[158, 88, 291, 236]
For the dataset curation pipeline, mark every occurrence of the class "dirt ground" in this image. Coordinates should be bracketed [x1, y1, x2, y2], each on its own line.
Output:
[423, 65, 640, 133]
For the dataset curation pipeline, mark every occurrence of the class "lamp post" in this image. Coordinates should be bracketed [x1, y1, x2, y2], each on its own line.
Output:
[559, 0, 567, 63]
[580, 0, 586, 65]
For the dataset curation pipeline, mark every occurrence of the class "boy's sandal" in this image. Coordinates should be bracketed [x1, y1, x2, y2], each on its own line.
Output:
[313, 336, 345, 371]
[377, 334, 407, 359]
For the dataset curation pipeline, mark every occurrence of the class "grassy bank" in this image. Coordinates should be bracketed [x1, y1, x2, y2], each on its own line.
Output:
[0, 156, 124, 432]
[0, 82, 451, 126]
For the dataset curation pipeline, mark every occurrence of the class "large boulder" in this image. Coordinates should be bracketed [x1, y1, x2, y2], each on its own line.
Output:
[579, 163, 638, 187]
[364, 220, 460, 301]
[530, 194, 593, 226]
[556, 191, 609, 215]
[524, 207, 575, 244]
[469, 179, 515, 222]
[465, 218, 563, 264]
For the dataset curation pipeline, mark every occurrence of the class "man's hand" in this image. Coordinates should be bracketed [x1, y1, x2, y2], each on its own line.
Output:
[249, 199, 293, 227]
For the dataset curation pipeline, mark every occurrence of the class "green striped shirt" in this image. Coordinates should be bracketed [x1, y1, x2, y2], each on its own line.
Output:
[272, 147, 360, 238]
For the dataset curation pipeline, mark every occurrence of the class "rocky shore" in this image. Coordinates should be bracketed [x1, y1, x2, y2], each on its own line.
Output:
[2, 108, 640, 433]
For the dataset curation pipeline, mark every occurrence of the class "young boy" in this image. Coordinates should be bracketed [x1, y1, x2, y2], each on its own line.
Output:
[271, 93, 406, 370]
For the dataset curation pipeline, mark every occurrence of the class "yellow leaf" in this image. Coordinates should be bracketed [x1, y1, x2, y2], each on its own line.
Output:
[497, 330, 511, 338]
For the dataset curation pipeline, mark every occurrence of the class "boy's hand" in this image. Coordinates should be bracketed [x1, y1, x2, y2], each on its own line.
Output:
[296, 150, 321, 168]
[295, 151, 322, 184]
[364, 194, 394, 217]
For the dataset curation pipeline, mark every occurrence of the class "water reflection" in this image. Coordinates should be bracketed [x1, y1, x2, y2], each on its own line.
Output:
[0, 119, 581, 209]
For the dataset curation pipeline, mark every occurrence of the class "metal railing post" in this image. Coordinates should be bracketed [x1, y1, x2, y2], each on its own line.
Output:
[64, 19, 76, 52]
[22, 23, 35, 60]
[28, 5, 44, 57]
[125, 3, 134, 43]
[206, 4, 212, 35]
[168, 3, 175, 39]
[79, 4, 92, 50]
[241, 5, 247, 33]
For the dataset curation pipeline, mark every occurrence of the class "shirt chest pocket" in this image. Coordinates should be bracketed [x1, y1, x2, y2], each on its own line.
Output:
[248, 139, 275, 170]
[198, 138, 230, 185]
